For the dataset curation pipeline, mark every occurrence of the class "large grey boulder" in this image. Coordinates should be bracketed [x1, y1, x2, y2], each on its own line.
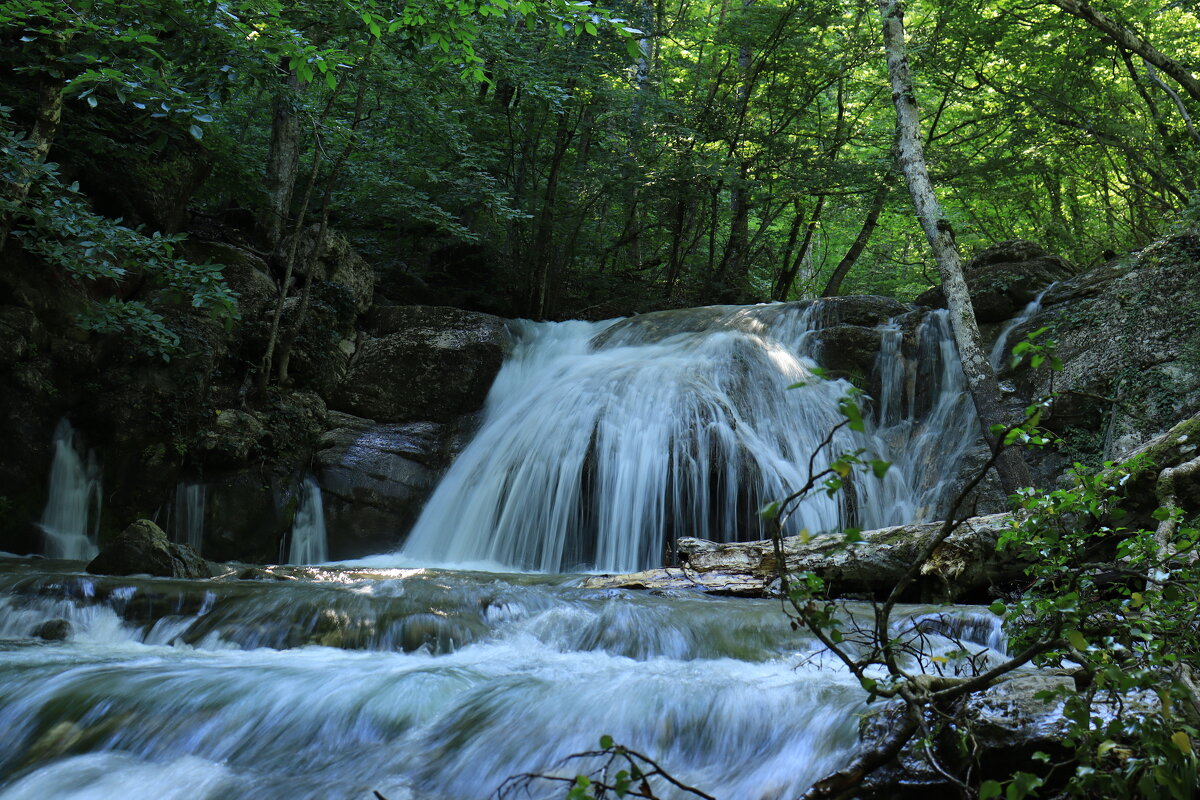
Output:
[87, 519, 210, 578]
[917, 240, 1077, 322]
[581, 513, 1026, 601]
[1020, 230, 1200, 460]
[316, 411, 449, 558]
[332, 306, 513, 423]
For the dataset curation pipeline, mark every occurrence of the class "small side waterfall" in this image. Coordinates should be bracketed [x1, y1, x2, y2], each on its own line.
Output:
[400, 304, 956, 573]
[989, 284, 1057, 370]
[37, 420, 102, 560]
[287, 478, 327, 564]
[874, 311, 979, 519]
[170, 483, 206, 554]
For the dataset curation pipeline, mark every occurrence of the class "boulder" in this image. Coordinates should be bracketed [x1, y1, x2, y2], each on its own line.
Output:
[581, 513, 1026, 602]
[1020, 229, 1200, 460]
[181, 240, 277, 315]
[916, 240, 1077, 322]
[332, 306, 513, 423]
[811, 324, 884, 384]
[31, 618, 72, 641]
[86, 519, 211, 578]
[316, 411, 448, 558]
[195, 409, 267, 466]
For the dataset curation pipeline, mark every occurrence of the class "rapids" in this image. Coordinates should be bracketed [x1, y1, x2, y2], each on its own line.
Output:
[0, 560, 1008, 799]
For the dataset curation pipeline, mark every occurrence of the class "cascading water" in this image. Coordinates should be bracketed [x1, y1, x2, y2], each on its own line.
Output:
[989, 284, 1057, 371]
[399, 304, 952, 573]
[169, 483, 206, 554]
[287, 477, 328, 564]
[37, 419, 102, 561]
[0, 561, 1011, 799]
[874, 310, 980, 519]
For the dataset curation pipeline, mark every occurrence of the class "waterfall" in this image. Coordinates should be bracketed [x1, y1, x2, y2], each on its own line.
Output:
[170, 483, 206, 554]
[400, 303, 951, 574]
[989, 284, 1057, 371]
[37, 420, 102, 560]
[288, 478, 327, 564]
[874, 310, 979, 520]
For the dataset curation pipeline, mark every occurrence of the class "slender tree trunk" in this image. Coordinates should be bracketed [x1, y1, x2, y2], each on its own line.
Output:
[878, 0, 1030, 495]
[0, 35, 68, 253]
[772, 196, 824, 300]
[262, 66, 302, 253]
[530, 96, 576, 319]
[822, 179, 891, 297]
[1046, 0, 1200, 104]
[277, 43, 376, 383]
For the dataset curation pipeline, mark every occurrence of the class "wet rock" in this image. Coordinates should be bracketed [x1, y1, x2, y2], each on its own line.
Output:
[87, 519, 211, 578]
[581, 514, 1026, 602]
[31, 618, 72, 641]
[916, 240, 1077, 322]
[808, 295, 910, 327]
[332, 306, 513, 423]
[811, 324, 883, 384]
[316, 412, 446, 558]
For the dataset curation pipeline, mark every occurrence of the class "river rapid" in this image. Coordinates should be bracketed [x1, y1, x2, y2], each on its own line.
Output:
[0, 558, 1006, 799]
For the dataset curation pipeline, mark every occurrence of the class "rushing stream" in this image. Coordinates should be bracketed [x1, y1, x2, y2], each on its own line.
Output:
[0, 560, 1007, 799]
[1, 300, 1006, 798]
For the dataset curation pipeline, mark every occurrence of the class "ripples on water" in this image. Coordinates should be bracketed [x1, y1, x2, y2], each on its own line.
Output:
[0, 559, 1009, 800]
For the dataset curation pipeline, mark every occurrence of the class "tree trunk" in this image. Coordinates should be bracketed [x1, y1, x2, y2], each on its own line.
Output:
[262, 67, 302, 253]
[878, 0, 1031, 495]
[1046, 0, 1200, 105]
[822, 179, 891, 297]
[771, 195, 824, 300]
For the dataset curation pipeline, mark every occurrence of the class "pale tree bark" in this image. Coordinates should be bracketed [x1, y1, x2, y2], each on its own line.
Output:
[878, 0, 1031, 495]
[1046, 0, 1200, 105]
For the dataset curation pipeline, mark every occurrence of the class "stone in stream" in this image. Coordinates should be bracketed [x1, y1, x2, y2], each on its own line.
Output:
[580, 513, 1026, 603]
[86, 519, 211, 579]
[30, 619, 72, 641]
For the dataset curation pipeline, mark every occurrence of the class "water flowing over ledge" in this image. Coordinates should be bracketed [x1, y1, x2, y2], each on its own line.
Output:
[398, 302, 977, 574]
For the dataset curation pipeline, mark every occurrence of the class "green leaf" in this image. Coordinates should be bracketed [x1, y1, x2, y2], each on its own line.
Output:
[870, 460, 890, 479]
[758, 500, 781, 520]
[988, 600, 1006, 616]
[189, 124, 203, 140]
[980, 780, 1003, 800]
[1067, 629, 1089, 651]
[599, 734, 613, 749]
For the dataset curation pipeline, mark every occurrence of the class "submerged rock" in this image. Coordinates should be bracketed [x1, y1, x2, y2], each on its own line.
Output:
[86, 519, 211, 579]
[581, 514, 1025, 602]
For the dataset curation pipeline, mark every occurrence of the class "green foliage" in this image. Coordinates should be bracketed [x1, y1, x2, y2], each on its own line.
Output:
[999, 459, 1200, 798]
[0, 110, 237, 358]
